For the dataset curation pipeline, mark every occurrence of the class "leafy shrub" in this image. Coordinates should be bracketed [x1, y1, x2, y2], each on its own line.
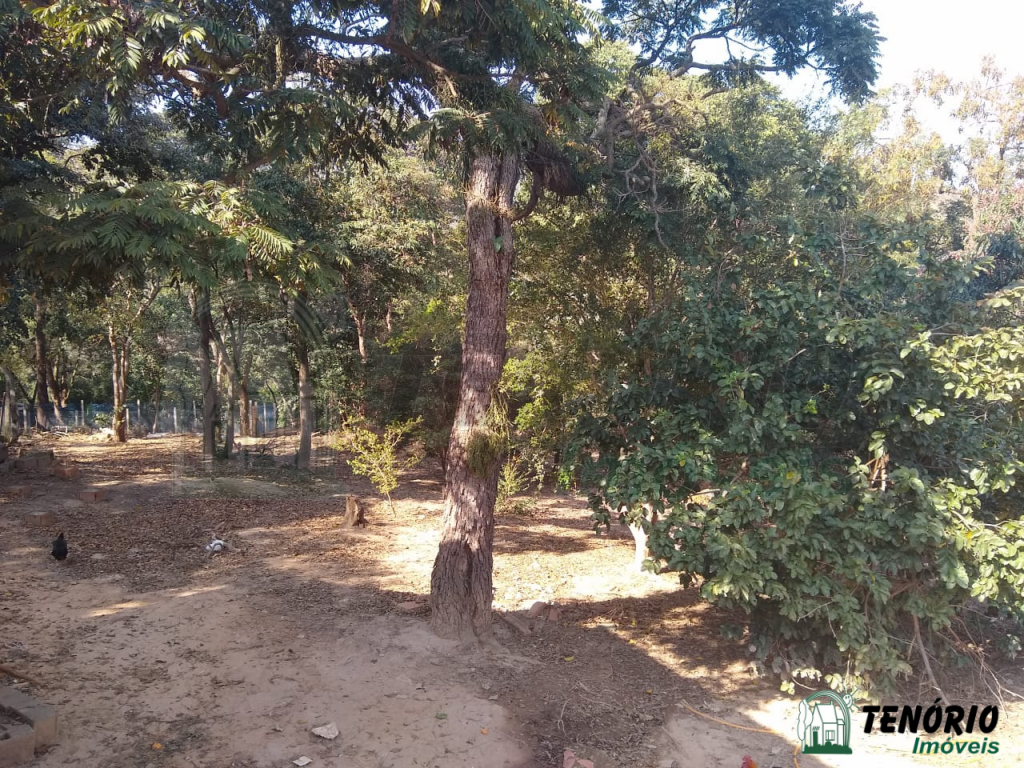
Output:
[498, 458, 529, 501]
[340, 418, 422, 512]
[497, 458, 535, 516]
[572, 248, 1024, 695]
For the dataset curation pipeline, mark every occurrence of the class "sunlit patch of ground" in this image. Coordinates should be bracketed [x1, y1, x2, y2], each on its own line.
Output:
[1, 433, 1020, 767]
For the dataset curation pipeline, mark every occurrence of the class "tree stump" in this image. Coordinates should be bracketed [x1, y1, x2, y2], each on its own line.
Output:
[341, 495, 367, 528]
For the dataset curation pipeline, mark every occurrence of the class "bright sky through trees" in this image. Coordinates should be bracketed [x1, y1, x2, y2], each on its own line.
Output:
[771, 0, 1024, 137]
[863, 0, 1024, 88]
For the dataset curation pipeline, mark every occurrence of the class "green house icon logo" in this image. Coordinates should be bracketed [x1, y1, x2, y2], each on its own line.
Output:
[796, 690, 855, 754]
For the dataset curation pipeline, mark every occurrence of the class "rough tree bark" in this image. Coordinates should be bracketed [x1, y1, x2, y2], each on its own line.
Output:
[105, 281, 162, 443]
[429, 151, 520, 645]
[108, 322, 129, 442]
[151, 385, 162, 432]
[282, 291, 315, 469]
[33, 295, 52, 429]
[191, 289, 221, 461]
[1, 365, 19, 442]
[240, 354, 253, 437]
[47, 352, 67, 424]
[350, 305, 369, 362]
[221, 359, 236, 457]
[212, 296, 249, 453]
[294, 319, 314, 471]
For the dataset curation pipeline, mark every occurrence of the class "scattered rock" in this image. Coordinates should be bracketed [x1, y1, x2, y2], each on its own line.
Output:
[90, 553, 107, 561]
[547, 606, 562, 623]
[311, 722, 339, 740]
[293, 757, 313, 767]
[396, 601, 423, 613]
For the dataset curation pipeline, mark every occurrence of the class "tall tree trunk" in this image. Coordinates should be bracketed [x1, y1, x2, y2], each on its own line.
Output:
[240, 357, 252, 437]
[46, 358, 65, 425]
[351, 307, 368, 362]
[1, 365, 19, 442]
[49, 352, 74, 409]
[293, 314, 314, 470]
[213, 298, 246, 451]
[284, 291, 315, 469]
[191, 289, 220, 460]
[101, 280, 162, 442]
[33, 295, 52, 429]
[222, 365, 235, 458]
[108, 323, 129, 442]
[210, 337, 238, 460]
[47, 355, 66, 423]
[152, 385, 162, 432]
[429, 151, 519, 644]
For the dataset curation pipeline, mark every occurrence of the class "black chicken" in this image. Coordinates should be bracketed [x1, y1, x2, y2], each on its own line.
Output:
[51, 532, 68, 562]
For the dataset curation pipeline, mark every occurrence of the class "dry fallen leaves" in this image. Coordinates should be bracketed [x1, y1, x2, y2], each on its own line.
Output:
[563, 748, 595, 768]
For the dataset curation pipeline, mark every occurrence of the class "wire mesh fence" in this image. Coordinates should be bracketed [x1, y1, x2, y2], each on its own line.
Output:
[1, 399, 285, 436]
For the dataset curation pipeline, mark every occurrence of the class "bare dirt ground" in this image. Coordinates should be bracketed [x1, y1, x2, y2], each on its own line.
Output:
[1, 433, 1021, 768]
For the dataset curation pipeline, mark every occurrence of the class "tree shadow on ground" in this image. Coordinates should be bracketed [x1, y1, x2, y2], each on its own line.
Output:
[216, 561, 842, 768]
[3, 435, 859, 768]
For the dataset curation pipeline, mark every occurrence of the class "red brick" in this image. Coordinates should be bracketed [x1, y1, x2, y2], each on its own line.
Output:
[24, 511, 55, 527]
[0, 686, 58, 749]
[53, 465, 79, 479]
[78, 488, 106, 502]
[0, 722, 34, 766]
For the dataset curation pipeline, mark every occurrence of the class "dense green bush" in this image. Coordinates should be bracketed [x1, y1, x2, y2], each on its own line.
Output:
[573, 240, 1024, 694]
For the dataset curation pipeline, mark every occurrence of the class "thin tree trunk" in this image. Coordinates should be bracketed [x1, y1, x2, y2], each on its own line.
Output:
[101, 280, 161, 443]
[50, 352, 75, 409]
[222, 365, 235, 458]
[240, 359, 252, 437]
[294, 316, 314, 470]
[34, 295, 52, 429]
[283, 291, 315, 469]
[211, 334, 238, 459]
[47, 354, 65, 425]
[191, 289, 220, 460]
[1, 365, 19, 442]
[108, 323, 129, 442]
[152, 385, 161, 432]
[351, 306, 368, 362]
[429, 151, 519, 645]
